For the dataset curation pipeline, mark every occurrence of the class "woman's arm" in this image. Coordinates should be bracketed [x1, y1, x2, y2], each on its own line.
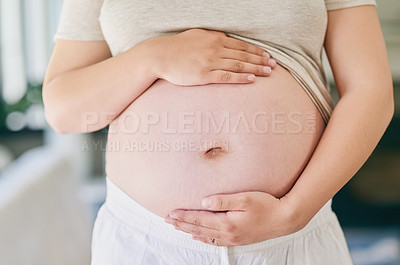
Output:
[43, 29, 274, 134]
[285, 4, 394, 229]
[43, 39, 154, 134]
[166, 5, 394, 246]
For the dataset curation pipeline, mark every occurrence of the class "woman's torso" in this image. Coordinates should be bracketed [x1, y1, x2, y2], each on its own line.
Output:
[100, 0, 330, 217]
[106, 64, 325, 217]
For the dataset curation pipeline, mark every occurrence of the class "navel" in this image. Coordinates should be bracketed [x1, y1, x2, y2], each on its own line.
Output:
[202, 146, 225, 160]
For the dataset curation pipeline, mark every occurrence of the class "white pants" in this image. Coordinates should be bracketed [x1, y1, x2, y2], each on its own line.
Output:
[91, 178, 353, 265]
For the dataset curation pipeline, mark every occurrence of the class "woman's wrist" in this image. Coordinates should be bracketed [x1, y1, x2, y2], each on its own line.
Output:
[125, 36, 163, 83]
[137, 35, 169, 80]
[280, 190, 313, 235]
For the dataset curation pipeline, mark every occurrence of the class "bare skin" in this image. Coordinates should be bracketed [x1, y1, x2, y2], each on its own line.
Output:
[166, 6, 394, 247]
[43, 5, 393, 248]
[43, 29, 275, 133]
[106, 63, 325, 217]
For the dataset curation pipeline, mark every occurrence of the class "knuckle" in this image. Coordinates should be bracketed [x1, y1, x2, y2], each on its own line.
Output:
[241, 54, 250, 63]
[227, 234, 240, 244]
[172, 221, 180, 229]
[205, 56, 214, 66]
[199, 66, 209, 75]
[213, 197, 224, 209]
[213, 33, 225, 42]
[203, 51, 215, 64]
[239, 195, 251, 207]
[233, 62, 244, 72]
[193, 217, 200, 226]
[190, 226, 201, 235]
[204, 50, 218, 64]
[209, 35, 222, 47]
[209, 46, 219, 55]
[239, 41, 248, 51]
[171, 219, 178, 226]
[220, 72, 232, 82]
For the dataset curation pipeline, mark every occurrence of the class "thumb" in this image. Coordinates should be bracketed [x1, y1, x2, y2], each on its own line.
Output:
[201, 193, 250, 211]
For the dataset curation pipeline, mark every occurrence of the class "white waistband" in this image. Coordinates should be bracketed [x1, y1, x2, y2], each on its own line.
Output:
[104, 177, 336, 254]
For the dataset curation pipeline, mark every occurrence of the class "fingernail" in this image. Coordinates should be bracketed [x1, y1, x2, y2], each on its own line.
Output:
[164, 216, 172, 224]
[268, 59, 276, 67]
[263, 51, 270, 58]
[202, 198, 212, 209]
[247, 75, 255, 81]
[263, 67, 272, 74]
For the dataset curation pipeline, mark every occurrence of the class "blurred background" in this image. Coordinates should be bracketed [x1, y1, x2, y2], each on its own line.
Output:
[0, 0, 399, 264]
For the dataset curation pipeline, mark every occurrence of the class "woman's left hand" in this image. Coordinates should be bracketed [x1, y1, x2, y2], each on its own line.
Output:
[165, 191, 305, 246]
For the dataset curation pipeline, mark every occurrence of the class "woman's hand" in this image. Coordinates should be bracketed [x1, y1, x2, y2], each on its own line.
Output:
[165, 191, 305, 246]
[147, 29, 276, 86]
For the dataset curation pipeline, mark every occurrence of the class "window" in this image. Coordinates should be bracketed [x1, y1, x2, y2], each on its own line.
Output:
[0, 0, 63, 132]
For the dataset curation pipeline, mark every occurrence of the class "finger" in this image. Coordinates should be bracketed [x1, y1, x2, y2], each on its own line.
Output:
[202, 193, 252, 211]
[222, 37, 268, 57]
[221, 49, 271, 66]
[215, 59, 272, 76]
[207, 70, 255, 84]
[170, 218, 222, 239]
[192, 235, 234, 247]
[167, 210, 227, 229]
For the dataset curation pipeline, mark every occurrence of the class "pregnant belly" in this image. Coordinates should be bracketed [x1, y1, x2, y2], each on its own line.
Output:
[106, 64, 325, 218]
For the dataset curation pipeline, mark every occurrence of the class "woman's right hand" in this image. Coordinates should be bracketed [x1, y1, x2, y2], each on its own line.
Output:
[146, 29, 276, 86]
